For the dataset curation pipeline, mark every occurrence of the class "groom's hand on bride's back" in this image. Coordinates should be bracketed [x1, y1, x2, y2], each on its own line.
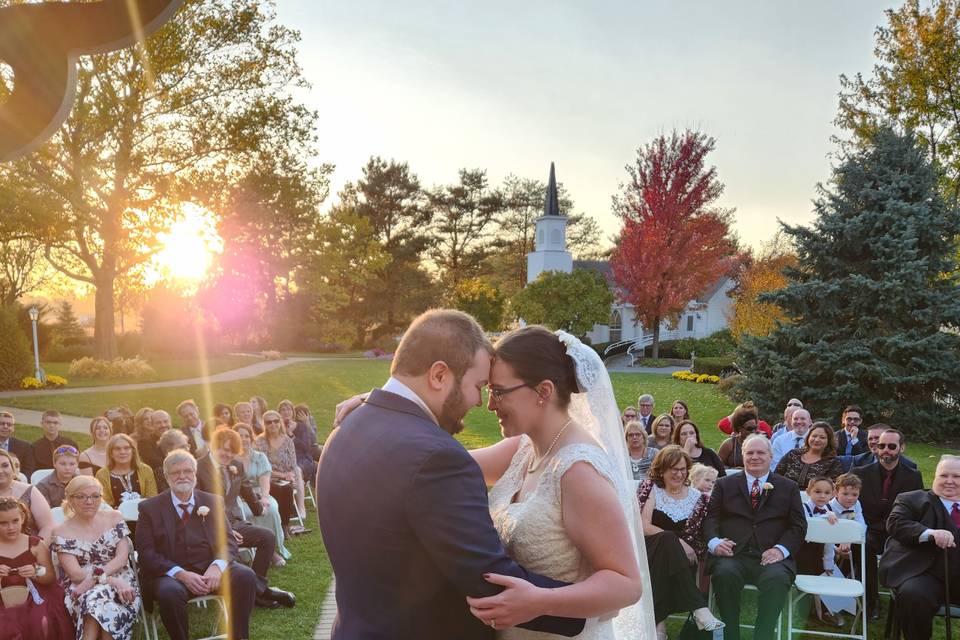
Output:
[466, 573, 545, 629]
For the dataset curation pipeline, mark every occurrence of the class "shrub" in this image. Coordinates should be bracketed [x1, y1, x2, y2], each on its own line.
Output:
[261, 350, 285, 360]
[20, 375, 69, 390]
[0, 307, 32, 389]
[692, 356, 736, 376]
[117, 332, 143, 358]
[46, 375, 68, 388]
[717, 374, 748, 402]
[46, 337, 94, 362]
[636, 358, 671, 368]
[673, 330, 737, 359]
[67, 357, 156, 379]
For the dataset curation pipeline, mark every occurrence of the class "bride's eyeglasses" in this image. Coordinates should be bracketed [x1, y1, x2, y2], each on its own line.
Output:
[488, 384, 531, 402]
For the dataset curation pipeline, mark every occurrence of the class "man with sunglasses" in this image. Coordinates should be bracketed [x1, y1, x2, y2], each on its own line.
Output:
[0, 411, 35, 478]
[839, 423, 918, 472]
[31, 410, 78, 471]
[852, 428, 923, 617]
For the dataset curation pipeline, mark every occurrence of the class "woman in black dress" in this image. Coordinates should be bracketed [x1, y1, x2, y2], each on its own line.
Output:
[638, 445, 724, 639]
[672, 420, 725, 477]
[775, 421, 843, 488]
[717, 402, 760, 469]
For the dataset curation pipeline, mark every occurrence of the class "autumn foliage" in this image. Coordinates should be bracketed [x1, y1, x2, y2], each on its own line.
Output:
[610, 130, 738, 357]
[729, 240, 798, 340]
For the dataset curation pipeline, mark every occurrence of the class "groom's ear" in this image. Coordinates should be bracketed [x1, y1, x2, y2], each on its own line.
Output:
[427, 361, 452, 391]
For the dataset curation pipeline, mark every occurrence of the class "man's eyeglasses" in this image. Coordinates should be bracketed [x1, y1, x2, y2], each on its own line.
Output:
[877, 443, 900, 450]
[54, 446, 79, 456]
[71, 493, 101, 503]
[488, 384, 531, 402]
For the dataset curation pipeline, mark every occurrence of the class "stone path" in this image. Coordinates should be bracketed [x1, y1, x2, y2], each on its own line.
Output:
[313, 580, 337, 640]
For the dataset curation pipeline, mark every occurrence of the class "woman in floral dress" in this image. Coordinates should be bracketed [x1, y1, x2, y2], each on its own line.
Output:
[255, 410, 309, 534]
[51, 476, 140, 640]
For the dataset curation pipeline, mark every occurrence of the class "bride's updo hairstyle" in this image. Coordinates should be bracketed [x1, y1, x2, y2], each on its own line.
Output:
[495, 326, 578, 408]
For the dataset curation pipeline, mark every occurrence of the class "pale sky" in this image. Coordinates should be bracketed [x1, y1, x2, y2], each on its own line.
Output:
[280, 0, 896, 250]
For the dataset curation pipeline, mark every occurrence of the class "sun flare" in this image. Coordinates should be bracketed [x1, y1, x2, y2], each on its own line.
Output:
[148, 203, 223, 290]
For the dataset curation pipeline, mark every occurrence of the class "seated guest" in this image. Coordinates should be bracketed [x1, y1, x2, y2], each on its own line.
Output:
[671, 399, 691, 424]
[690, 463, 719, 497]
[770, 399, 803, 440]
[673, 420, 725, 477]
[637, 393, 656, 433]
[212, 404, 234, 428]
[151, 410, 173, 438]
[135, 451, 257, 640]
[717, 401, 773, 438]
[175, 400, 205, 456]
[0, 496, 73, 638]
[51, 476, 141, 640]
[79, 417, 112, 475]
[717, 403, 762, 470]
[835, 405, 868, 457]
[104, 406, 134, 435]
[196, 428, 294, 609]
[646, 414, 675, 450]
[249, 396, 268, 435]
[638, 446, 723, 636]
[95, 434, 158, 508]
[37, 445, 80, 508]
[31, 410, 79, 472]
[626, 420, 657, 482]
[881, 455, 960, 640]
[799, 476, 849, 625]
[133, 407, 164, 470]
[255, 411, 309, 535]
[234, 402, 260, 435]
[771, 408, 812, 469]
[0, 411, 36, 477]
[279, 400, 317, 485]
[10, 453, 27, 482]
[705, 433, 807, 639]
[852, 427, 923, 617]
[775, 421, 843, 487]
[825, 473, 866, 593]
[294, 404, 322, 461]
[155, 428, 190, 493]
[0, 449, 55, 541]
[234, 423, 292, 564]
[621, 405, 638, 427]
[839, 423, 919, 472]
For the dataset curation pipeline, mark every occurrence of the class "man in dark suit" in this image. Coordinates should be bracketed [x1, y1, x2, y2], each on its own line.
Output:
[839, 423, 919, 472]
[851, 427, 924, 616]
[637, 393, 655, 433]
[880, 455, 960, 640]
[835, 405, 868, 457]
[0, 411, 35, 477]
[136, 450, 257, 640]
[196, 428, 294, 610]
[31, 410, 79, 471]
[317, 309, 584, 640]
[705, 433, 807, 640]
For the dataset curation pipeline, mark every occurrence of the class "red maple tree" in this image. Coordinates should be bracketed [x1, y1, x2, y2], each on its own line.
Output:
[610, 130, 739, 358]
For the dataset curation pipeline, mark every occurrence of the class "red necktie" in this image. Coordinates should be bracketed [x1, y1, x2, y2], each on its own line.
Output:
[179, 503, 191, 524]
[881, 471, 893, 501]
[951, 503, 960, 529]
[751, 478, 761, 510]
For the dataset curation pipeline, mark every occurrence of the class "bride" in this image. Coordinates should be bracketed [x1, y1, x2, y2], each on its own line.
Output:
[465, 325, 655, 639]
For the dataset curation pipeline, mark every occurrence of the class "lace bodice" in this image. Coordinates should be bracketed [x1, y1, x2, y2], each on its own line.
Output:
[488, 436, 618, 639]
[650, 484, 702, 523]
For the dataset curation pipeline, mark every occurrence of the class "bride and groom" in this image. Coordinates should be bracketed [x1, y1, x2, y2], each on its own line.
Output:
[316, 309, 657, 639]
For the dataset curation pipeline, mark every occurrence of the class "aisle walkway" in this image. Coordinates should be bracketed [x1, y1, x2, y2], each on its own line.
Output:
[313, 581, 337, 640]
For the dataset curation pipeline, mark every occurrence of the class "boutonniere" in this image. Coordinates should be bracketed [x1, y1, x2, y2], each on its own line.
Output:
[196, 505, 210, 521]
[228, 465, 238, 476]
[763, 482, 774, 492]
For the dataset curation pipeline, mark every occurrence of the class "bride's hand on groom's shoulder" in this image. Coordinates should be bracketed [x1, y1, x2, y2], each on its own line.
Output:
[334, 393, 368, 426]
[466, 573, 544, 629]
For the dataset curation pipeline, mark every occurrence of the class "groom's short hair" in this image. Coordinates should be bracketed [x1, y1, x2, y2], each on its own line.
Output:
[392, 309, 493, 379]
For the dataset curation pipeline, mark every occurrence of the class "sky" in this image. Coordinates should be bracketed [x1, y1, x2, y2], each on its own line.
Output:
[279, 0, 897, 250]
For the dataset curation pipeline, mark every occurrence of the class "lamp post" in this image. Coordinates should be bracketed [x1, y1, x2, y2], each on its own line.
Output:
[28, 307, 44, 383]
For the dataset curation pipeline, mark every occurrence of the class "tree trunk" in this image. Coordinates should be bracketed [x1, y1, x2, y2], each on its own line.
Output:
[651, 316, 661, 359]
[93, 273, 118, 360]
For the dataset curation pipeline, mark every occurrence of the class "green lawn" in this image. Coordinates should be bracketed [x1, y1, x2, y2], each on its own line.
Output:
[42, 355, 262, 388]
[6, 359, 957, 638]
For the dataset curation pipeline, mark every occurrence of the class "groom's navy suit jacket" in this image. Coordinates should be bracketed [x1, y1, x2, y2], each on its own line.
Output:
[316, 388, 585, 640]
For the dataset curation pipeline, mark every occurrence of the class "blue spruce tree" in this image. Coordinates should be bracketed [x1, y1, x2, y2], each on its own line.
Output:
[738, 128, 960, 438]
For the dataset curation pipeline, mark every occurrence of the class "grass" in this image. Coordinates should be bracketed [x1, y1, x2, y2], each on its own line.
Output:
[42, 356, 262, 388]
[5, 360, 957, 639]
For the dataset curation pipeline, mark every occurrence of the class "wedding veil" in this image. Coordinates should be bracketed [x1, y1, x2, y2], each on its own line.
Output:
[556, 330, 657, 640]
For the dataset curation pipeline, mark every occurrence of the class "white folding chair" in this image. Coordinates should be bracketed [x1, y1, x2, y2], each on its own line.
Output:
[30, 468, 54, 485]
[118, 499, 141, 522]
[725, 468, 744, 476]
[787, 518, 867, 640]
[305, 481, 317, 509]
[50, 506, 66, 525]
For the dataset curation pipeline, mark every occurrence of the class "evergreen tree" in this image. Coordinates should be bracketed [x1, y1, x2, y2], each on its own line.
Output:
[0, 307, 31, 389]
[737, 129, 960, 438]
[54, 301, 85, 346]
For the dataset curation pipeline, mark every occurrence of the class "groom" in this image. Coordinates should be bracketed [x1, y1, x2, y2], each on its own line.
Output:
[317, 309, 585, 639]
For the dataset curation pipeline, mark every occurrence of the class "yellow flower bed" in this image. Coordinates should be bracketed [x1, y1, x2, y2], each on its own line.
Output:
[671, 371, 720, 385]
[20, 375, 69, 390]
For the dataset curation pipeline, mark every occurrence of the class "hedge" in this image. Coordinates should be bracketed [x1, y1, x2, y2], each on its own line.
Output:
[692, 356, 736, 376]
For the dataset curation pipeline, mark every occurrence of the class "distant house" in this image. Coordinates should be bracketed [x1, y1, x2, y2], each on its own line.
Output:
[527, 163, 733, 350]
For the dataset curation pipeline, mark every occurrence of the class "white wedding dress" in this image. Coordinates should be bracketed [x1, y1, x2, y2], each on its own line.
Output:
[486, 330, 656, 640]
[489, 437, 618, 639]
